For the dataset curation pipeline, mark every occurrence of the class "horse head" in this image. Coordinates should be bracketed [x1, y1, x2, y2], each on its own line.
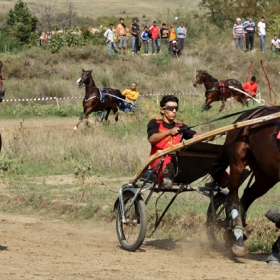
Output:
[76, 69, 94, 88]
[193, 70, 207, 87]
[0, 61, 5, 102]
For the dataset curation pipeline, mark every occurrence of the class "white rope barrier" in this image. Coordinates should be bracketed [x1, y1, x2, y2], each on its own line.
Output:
[1, 92, 202, 103]
[2, 96, 84, 103]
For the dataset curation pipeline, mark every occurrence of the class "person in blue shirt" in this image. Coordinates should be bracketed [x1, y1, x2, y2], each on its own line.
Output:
[141, 26, 150, 55]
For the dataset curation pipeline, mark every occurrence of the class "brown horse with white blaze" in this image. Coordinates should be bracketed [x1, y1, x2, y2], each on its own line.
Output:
[193, 70, 246, 112]
[0, 61, 6, 102]
[74, 69, 124, 129]
[212, 106, 280, 257]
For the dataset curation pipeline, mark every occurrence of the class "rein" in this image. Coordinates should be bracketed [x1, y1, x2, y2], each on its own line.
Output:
[178, 109, 251, 134]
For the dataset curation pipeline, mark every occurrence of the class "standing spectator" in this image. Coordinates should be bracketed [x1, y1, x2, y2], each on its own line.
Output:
[177, 22, 187, 52]
[116, 18, 127, 55]
[104, 23, 119, 56]
[258, 16, 266, 52]
[169, 23, 177, 53]
[160, 23, 169, 48]
[129, 18, 140, 55]
[271, 34, 280, 55]
[243, 17, 255, 51]
[149, 21, 160, 54]
[232, 18, 245, 50]
[141, 26, 150, 55]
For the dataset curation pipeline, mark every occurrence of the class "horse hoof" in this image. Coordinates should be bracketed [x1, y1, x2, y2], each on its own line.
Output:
[232, 244, 246, 257]
[267, 253, 280, 264]
[267, 261, 280, 267]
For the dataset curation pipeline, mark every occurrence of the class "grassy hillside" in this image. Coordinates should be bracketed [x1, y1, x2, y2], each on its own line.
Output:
[1, 0, 200, 19]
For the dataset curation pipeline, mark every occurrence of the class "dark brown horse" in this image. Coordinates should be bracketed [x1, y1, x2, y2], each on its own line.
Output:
[74, 69, 124, 129]
[193, 70, 246, 112]
[212, 106, 280, 257]
[0, 61, 6, 102]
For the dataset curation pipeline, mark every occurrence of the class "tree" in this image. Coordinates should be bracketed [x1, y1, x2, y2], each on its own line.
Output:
[199, 0, 280, 30]
[6, 0, 38, 45]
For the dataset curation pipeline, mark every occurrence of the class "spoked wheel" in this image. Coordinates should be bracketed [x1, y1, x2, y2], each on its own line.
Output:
[207, 193, 233, 250]
[116, 191, 147, 252]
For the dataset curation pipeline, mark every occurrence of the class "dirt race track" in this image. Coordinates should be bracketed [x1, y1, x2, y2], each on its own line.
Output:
[0, 118, 279, 279]
[0, 212, 279, 280]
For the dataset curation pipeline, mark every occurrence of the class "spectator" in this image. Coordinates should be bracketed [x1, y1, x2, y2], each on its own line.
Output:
[116, 18, 127, 55]
[169, 23, 177, 53]
[258, 16, 266, 52]
[171, 40, 181, 57]
[141, 26, 150, 55]
[177, 22, 187, 52]
[104, 23, 119, 56]
[232, 18, 245, 50]
[242, 76, 258, 98]
[149, 21, 160, 54]
[160, 23, 169, 48]
[129, 19, 140, 55]
[271, 34, 280, 55]
[120, 82, 139, 112]
[243, 17, 256, 51]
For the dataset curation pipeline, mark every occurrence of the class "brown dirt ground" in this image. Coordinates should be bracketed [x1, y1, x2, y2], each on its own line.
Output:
[0, 118, 279, 279]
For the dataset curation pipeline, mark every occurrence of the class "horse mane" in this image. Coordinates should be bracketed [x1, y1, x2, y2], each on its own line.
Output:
[207, 73, 218, 83]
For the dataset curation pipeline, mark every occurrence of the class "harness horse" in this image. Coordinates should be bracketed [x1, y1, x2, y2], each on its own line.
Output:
[193, 70, 246, 112]
[75, 69, 124, 129]
[212, 106, 280, 257]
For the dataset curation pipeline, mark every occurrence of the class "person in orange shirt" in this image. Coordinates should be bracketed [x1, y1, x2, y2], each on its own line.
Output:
[242, 76, 258, 98]
[168, 23, 177, 53]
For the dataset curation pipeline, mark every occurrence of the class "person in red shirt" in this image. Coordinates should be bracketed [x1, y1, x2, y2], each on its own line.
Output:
[242, 76, 258, 98]
[147, 95, 230, 189]
[148, 95, 197, 188]
[149, 21, 160, 54]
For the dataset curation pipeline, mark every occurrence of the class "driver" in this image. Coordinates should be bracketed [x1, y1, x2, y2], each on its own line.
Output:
[147, 95, 229, 189]
[148, 95, 197, 189]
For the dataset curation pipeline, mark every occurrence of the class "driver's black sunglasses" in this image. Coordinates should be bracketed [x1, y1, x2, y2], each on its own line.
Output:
[163, 106, 178, 111]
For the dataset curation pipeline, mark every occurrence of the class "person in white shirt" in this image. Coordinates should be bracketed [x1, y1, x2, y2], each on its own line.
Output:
[271, 34, 280, 55]
[104, 23, 119, 56]
[177, 22, 187, 51]
[257, 16, 266, 52]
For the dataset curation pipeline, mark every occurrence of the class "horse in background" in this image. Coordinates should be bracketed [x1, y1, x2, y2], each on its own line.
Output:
[74, 69, 124, 129]
[193, 70, 245, 112]
[212, 106, 280, 257]
[0, 61, 6, 102]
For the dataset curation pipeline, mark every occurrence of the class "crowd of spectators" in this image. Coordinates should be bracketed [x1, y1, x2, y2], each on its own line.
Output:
[232, 16, 279, 55]
[103, 18, 187, 57]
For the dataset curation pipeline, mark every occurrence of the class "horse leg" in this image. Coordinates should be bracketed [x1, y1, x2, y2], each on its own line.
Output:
[202, 98, 212, 111]
[74, 106, 93, 130]
[74, 113, 86, 130]
[104, 108, 111, 124]
[226, 160, 248, 257]
[112, 106, 119, 122]
[240, 167, 278, 226]
[219, 99, 226, 113]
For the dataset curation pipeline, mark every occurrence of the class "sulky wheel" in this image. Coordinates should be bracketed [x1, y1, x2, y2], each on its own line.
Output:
[206, 192, 234, 250]
[116, 191, 147, 252]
